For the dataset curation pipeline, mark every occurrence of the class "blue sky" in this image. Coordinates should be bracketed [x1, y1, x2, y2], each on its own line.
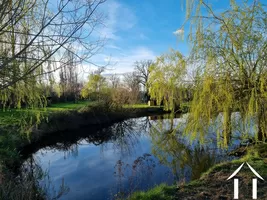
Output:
[86, 0, 254, 75]
[87, 0, 189, 74]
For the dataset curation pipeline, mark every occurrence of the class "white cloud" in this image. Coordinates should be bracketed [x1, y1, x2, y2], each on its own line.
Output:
[96, 0, 137, 40]
[105, 46, 156, 74]
[59, 46, 157, 82]
[105, 44, 121, 50]
[72, 1, 156, 79]
[173, 28, 184, 36]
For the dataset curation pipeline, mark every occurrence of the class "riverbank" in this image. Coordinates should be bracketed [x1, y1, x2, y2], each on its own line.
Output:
[18, 103, 169, 160]
[129, 144, 267, 200]
[0, 102, 167, 166]
[0, 102, 170, 200]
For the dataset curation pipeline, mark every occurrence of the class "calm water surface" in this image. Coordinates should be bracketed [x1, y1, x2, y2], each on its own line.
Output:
[23, 114, 240, 200]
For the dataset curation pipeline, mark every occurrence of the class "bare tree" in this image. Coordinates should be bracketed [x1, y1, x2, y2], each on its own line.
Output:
[123, 72, 140, 104]
[109, 74, 120, 89]
[134, 60, 153, 101]
[59, 49, 79, 102]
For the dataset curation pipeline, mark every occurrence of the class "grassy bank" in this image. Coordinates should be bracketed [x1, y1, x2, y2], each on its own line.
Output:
[0, 101, 97, 164]
[0, 101, 167, 200]
[30, 102, 166, 136]
[0, 101, 95, 127]
[129, 144, 267, 200]
[0, 101, 166, 165]
[18, 103, 168, 160]
[0, 101, 162, 126]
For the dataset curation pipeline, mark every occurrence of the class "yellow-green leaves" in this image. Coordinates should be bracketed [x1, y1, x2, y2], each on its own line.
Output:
[148, 49, 186, 112]
[80, 71, 108, 101]
[183, 0, 267, 142]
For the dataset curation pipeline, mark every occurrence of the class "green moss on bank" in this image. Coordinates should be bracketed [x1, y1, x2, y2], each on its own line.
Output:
[129, 184, 177, 200]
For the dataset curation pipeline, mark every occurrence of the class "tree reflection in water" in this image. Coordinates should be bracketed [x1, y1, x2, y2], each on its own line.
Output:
[20, 115, 232, 199]
[113, 153, 161, 199]
[20, 118, 145, 199]
[99, 118, 143, 156]
[22, 118, 145, 160]
[12, 157, 70, 200]
[149, 116, 222, 182]
[113, 114, 228, 198]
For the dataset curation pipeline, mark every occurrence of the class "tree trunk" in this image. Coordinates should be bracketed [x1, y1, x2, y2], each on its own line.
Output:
[257, 102, 265, 141]
[223, 109, 232, 146]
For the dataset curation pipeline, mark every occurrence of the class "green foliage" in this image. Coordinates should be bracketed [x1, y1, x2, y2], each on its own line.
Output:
[183, 0, 267, 142]
[0, 0, 105, 110]
[148, 49, 186, 112]
[185, 74, 234, 145]
[180, 102, 190, 113]
[81, 71, 109, 101]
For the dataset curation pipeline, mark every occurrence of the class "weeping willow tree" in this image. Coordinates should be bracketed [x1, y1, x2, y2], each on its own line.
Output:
[148, 49, 187, 112]
[181, 0, 267, 143]
[0, 0, 45, 108]
[0, 0, 105, 109]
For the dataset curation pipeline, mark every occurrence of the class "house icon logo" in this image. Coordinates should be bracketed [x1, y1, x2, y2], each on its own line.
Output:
[227, 162, 264, 199]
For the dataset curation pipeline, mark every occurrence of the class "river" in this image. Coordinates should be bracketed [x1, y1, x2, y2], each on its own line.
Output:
[21, 114, 240, 200]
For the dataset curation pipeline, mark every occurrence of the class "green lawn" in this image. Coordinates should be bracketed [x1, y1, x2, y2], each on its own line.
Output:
[123, 103, 161, 109]
[0, 102, 162, 127]
[0, 101, 94, 127]
[46, 101, 97, 111]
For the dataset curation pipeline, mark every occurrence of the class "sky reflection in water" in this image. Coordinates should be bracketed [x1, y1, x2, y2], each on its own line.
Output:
[29, 114, 238, 200]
